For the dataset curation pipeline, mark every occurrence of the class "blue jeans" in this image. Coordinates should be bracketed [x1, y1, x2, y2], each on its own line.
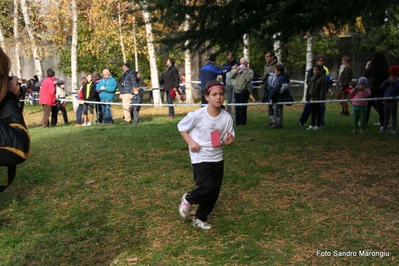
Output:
[167, 91, 174, 117]
[101, 100, 114, 123]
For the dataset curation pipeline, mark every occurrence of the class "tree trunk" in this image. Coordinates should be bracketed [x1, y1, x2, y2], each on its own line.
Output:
[133, 16, 139, 71]
[13, 0, 22, 78]
[20, 0, 43, 79]
[118, 2, 126, 63]
[142, 3, 161, 106]
[243, 33, 249, 61]
[273, 33, 281, 60]
[71, 0, 79, 112]
[303, 32, 313, 102]
[184, 13, 193, 103]
[0, 27, 5, 51]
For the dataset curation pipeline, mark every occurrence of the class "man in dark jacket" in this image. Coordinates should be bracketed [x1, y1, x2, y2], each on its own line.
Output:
[121, 63, 138, 123]
[200, 54, 231, 104]
[161, 58, 180, 119]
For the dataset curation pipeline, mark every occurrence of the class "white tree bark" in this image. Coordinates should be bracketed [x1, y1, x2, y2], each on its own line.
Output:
[303, 32, 313, 102]
[133, 16, 139, 71]
[0, 27, 5, 51]
[118, 2, 126, 63]
[20, 0, 43, 79]
[184, 13, 193, 103]
[243, 33, 249, 61]
[273, 32, 281, 60]
[71, 0, 79, 112]
[13, 0, 22, 78]
[142, 3, 161, 106]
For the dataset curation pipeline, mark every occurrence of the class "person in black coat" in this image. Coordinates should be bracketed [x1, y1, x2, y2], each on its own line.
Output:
[0, 47, 30, 192]
[364, 51, 390, 126]
[161, 58, 180, 119]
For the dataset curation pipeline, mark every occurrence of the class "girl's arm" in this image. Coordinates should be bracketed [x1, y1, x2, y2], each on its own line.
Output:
[180, 131, 201, 152]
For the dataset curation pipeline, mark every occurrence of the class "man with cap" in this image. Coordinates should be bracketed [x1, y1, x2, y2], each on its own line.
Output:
[200, 53, 232, 104]
[121, 62, 138, 123]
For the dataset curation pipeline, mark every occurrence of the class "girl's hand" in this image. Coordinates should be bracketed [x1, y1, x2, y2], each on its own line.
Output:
[189, 141, 201, 152]
[223, 132, 235, 146]
[8, 76, 21, 97]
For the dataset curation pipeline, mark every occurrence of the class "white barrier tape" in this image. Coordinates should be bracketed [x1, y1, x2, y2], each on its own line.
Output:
[21, 96, 399, 107]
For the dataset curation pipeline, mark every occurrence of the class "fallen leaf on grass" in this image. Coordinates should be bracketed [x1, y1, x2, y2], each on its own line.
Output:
[85, 180, 96, 184]
[126, 257, 138, 263]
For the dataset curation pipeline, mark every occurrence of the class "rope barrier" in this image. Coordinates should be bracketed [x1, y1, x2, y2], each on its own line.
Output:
[20, 96, 399, 107]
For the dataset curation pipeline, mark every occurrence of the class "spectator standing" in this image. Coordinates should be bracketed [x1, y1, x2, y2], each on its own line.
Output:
[222, 52, 239, 115]
[130, 87, 143, 125]
[231, 57, 254, 125]
[349, 77, 371, 133]
[120, 63, 138, 123]
[364, 51, 390, 126]
[161, 58, 180, 120]
[82, 73, 97, 126]
[38, 68, 58, 128]
[306, 65, 327, 130]
[336, 56, 353, 116]
[97, 69, 117, 124]
[74, 77, 86, 127]
[267, 65, 291, 129]
[56, 80, 69, 125]
[379, 65, 399, 135]
[93, 73, 103, 124]
[200, 53, 231, 104]
[262, 51, 285, 127]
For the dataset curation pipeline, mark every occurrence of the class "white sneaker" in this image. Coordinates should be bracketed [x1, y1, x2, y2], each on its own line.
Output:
[313, 126, 321, 130]
[86, 122, 92, 126]
[193, 217, 212, 230]
[306, 125, 314, 130]
[379, 128, 386, 134]
[179, 193, 191, 219]
[374, 122, 381, 126]
[390, 130, 396, 135]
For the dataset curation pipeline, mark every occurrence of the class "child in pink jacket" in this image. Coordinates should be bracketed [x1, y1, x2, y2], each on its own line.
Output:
[350, 76, 371, 133]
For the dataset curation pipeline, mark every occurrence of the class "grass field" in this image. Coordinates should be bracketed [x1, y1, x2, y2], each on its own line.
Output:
[0, 99, 398, 265]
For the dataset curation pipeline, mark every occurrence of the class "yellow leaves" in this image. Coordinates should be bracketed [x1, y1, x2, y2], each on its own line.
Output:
[355, 16, 366, 34]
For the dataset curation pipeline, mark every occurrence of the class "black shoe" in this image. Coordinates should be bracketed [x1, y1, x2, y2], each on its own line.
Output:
[297, 120, 303, 127]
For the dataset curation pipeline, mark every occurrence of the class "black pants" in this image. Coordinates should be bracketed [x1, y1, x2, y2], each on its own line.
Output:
[366, 89, 384, 125]
[185, 161, 224, 222]
[310, 103, 321, 127]
[234, 90, 250, 125]
[50, 105, 58, 127]
[57, 102, 69, 124]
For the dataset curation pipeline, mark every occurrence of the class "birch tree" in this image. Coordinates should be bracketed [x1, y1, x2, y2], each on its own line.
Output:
[141, 1, 161, 105]
[303, 33, 313, 102]
[118, 2, 127, 63]
[0, 28, 5, 51]
[20, 0, 43, 78]
[13, 0, 22, 78]
[184, 11, 193, 103]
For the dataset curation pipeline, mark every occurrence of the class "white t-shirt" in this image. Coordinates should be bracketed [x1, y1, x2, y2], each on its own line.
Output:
[178, 107, 235, 164]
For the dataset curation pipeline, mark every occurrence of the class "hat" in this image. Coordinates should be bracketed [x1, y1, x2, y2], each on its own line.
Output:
[208, 53, 217, 62]
[123, 62, 130, 68]
[388, 65, 399, 76]
[358, 76, 368, 85]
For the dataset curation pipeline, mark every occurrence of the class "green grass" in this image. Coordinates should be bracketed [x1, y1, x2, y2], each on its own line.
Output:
[0, 101, 398, 265]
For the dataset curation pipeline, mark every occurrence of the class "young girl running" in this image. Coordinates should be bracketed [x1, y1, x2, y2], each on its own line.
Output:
[178, 80, 235, 230]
